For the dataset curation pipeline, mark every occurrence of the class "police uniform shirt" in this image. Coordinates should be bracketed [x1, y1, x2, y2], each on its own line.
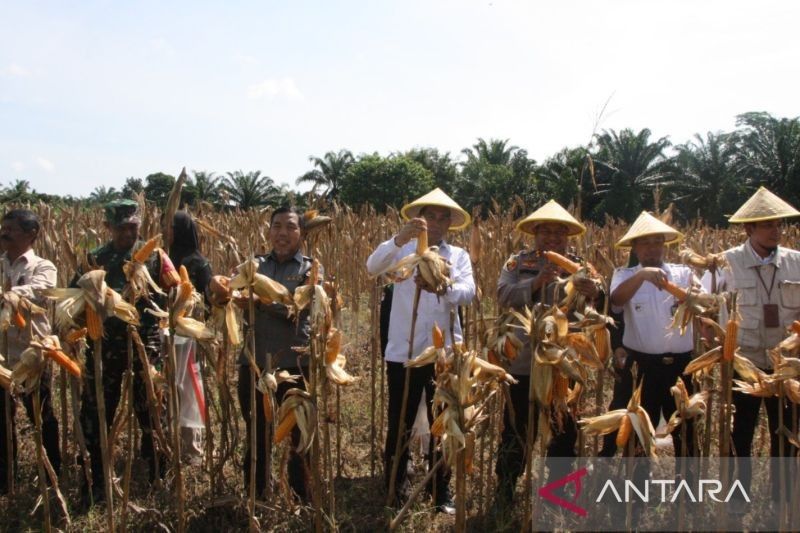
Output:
[239, 250, 315, 370]
[366, 237, 475, 364]
[497, 249, 581, 376]
[610, 263, 700, 355]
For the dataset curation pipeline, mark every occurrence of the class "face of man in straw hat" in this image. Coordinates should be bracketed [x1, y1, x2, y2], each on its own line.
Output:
[632, 234, 666, 267]
[419, 205, 452, 245]
[745, 220, 783, 257]
[533, 222, 569, 254]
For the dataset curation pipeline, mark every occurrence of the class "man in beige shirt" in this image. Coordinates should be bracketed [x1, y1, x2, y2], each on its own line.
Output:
[0, 209, 60, 494]
[716, 187, 800, 499]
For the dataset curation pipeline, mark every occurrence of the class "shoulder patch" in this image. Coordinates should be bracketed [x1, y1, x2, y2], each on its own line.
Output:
[503, 255, 518, 272]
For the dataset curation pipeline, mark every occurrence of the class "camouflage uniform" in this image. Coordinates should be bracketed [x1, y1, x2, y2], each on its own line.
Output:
[77, 202, 168, 500]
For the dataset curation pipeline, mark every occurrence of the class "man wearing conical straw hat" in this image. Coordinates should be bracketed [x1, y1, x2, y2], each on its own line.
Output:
[366, 188, 475, 513]
[493, 200, 602, 509]
[609, 211, 702, 459]
[715, 186, 800, 497]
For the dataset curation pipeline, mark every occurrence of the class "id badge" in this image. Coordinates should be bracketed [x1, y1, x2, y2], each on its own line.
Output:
[763, 303, 780, 328]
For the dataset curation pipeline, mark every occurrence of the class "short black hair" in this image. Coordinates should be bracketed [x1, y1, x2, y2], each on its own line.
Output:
[2, 209, 40, 235]
[270, 206, 305, 229]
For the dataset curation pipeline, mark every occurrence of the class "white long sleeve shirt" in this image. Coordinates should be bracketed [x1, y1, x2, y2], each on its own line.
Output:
[366, 237, 476, 363]
[610, 263, 701, 355]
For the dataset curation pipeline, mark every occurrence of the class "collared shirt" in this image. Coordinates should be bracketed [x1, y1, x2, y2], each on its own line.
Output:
[239, 249, 315, 370]
[713, 240, 800, 368]
[610, 263, 700, 355]
[366, 237, 475, 364]
[497, 249, 586, 376]
[1, 249, 57, 364]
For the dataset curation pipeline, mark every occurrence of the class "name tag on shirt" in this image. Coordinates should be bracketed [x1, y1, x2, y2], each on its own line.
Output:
[764, 303, 780, 328]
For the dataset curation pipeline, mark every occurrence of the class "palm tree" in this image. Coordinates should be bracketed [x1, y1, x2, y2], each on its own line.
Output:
[191, 170, 221, 205]
[0, 179, 35, 204]
[732, 111, 800, 206]
[222, 170, 278, 209]
[296, 149, 354, 199]
[592, 128, 671, 221]
[670, 132, 741, 226]
[88, 186, 122, 205]
[461, 138, 519, 166]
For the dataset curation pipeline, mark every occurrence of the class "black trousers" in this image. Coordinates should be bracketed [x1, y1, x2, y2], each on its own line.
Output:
[80, 332, 162, 494]
[600, 350, 695, 457]
[732, 368, 798, 497]
[0, 372, 61, 490]
[494, 374, 578, 502]
[238, 364, 308, 500]
[384, 362, 450, 500]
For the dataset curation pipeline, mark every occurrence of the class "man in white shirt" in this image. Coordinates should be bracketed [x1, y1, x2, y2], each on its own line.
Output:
[610, 211, 701, 456]
[366, 188, 475, 513]
[0, 209, 60, 495]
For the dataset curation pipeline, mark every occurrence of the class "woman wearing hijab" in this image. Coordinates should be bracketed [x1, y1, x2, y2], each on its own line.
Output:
[169, 211, 213, 462]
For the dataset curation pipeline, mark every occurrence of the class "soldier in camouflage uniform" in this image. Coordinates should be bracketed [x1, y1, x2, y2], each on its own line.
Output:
[76, 200, 169, 507]
[494, 200, 603, 508]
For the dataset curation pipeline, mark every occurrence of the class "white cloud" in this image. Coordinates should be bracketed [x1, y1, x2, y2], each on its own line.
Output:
[1, 63, 31, 78]
[11, 161, 25, 172]
[37, 157, 55, 172]
[246, 77, 303, 101]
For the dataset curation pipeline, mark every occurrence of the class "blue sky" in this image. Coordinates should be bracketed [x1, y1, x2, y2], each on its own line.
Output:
[1, 0, 798, 197]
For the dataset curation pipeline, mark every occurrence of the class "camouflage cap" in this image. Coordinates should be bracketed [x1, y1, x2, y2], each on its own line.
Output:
[104, 199, 141, 226]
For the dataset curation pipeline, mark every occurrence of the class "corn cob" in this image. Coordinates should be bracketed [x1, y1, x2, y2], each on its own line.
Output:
[543, 251, 580, 274]
[66, 327, 88, 344]
[616, 414, 632, 448]
[133, 235, 160, 263]
[503, 336, 517, 360]
[44, 349, 82, 378]
[662, 280, 687, 302]
[416, 230, 428, 256]
[326, 329, 342, 365]
[179, 264, 191, 284]
[593, 326, 611, 363]
[433, 323, 444, 349]
[85, 304, 103, 340]
[13, 310, 26, 330]
[274, 409, 297, 443]
[723, 313, 739, 362]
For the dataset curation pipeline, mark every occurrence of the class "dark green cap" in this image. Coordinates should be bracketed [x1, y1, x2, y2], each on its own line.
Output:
[104, 199, 141, 226]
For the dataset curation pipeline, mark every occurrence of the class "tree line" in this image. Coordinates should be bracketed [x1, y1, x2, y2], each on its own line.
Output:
[3, 111, 798, 226]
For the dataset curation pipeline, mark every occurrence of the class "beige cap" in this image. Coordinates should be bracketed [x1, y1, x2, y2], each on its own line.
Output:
[515, 200, 586, 236]
[616, 211, 683, 248]
[401, 188, 471, 230]
[728, 186, 800, 223]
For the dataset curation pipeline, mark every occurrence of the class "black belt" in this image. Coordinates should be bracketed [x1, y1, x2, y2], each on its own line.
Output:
[625, 348, 691, 366]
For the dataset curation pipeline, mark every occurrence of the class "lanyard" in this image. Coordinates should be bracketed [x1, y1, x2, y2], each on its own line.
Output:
[754, 265, 777, 301]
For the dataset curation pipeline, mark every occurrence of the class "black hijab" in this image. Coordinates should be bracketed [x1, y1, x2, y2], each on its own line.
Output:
[170, 211, 200, 268]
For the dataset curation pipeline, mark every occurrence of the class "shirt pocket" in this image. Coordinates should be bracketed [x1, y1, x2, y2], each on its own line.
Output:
[737, 315, 762, 351]
[735, 279, 759, 307]
[779, 280, 800, 309]
[629, 295, 653, 317]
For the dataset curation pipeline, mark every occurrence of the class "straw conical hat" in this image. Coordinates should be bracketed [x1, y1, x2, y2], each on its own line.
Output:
[401, 188, 471, 230]
[515, 200, 586, 236]
[616, 211, 683, 248]
[728, 186, 800, 223]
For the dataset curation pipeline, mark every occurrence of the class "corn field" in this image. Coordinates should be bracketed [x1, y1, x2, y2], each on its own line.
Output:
[1, 197, 799, 532]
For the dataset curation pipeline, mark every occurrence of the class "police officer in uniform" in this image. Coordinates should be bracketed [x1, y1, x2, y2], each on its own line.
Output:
[210, 206, 318, 501]
[494, 200, 602, 507]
